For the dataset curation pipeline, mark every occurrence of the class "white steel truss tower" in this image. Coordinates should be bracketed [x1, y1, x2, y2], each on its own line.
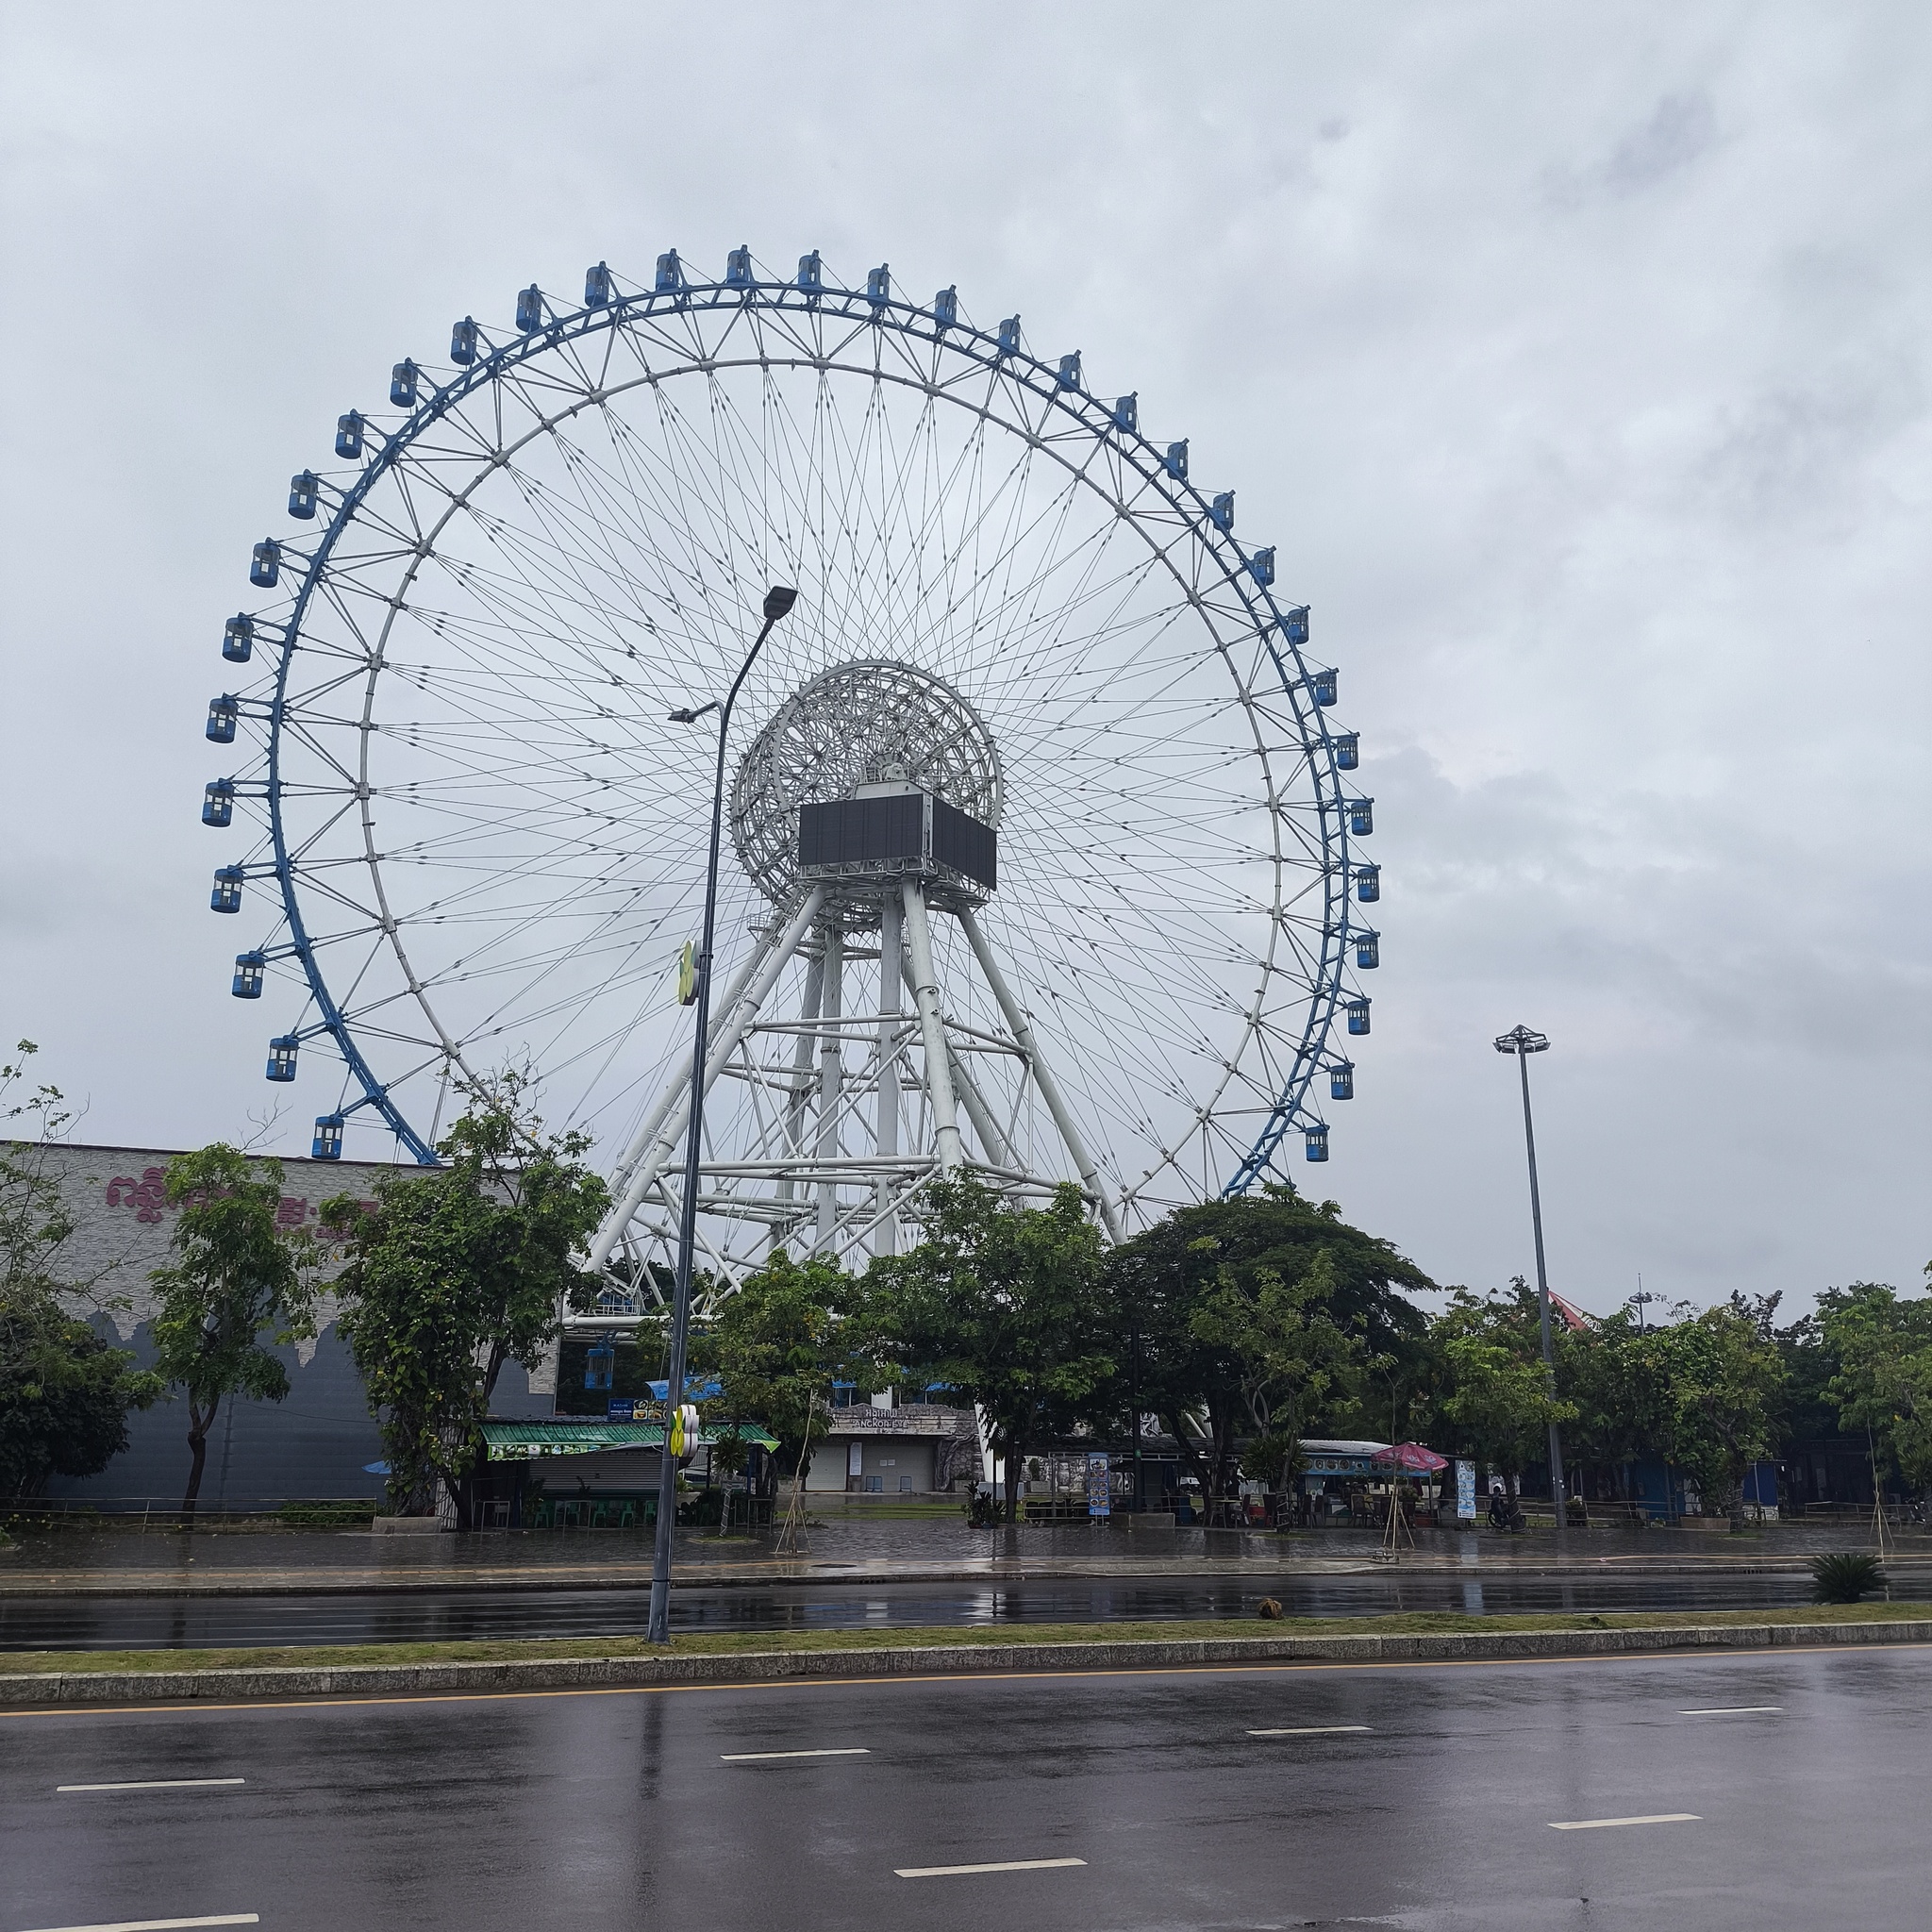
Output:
[580, 661, 1120, 1323]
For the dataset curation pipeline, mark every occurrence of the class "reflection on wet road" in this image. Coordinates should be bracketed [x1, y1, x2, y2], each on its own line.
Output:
[2, 1565, 1890, 1651]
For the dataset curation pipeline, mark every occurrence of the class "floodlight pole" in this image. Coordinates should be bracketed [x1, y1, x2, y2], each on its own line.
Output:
[1494, 1024, 1567, 1553]
[647, 586, 797, 1646]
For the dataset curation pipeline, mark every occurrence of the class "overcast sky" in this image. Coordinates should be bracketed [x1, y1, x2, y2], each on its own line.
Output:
[2, 3, 1926, 1320]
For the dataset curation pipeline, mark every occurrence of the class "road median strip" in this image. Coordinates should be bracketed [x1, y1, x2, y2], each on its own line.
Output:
[2, 1607, 1929, 1707]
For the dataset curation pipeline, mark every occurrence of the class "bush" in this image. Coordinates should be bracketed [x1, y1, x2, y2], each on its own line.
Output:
[1256, 1597, 1284, 1620]
[275, 1499, 378, 1529]
[1811, 1551, 1886, 1604]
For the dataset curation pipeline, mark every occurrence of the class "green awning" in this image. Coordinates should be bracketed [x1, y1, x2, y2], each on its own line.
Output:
[481, 1419, 777, 1462]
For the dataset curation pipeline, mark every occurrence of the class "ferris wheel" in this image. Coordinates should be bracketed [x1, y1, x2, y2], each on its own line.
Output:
[197, 248, 1380, 1297]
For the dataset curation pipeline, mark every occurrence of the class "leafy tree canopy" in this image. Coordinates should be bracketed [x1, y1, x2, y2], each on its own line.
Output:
[1818, 1279, 1932, 1502]
[1104, 1185, 1433, 1508]
[0, 1295, 161, 1499]
[691, 1246, 872, 1486]
[867, 1175, 1108, 1523]
[1657, 1298, 1787, 1523]
[148, 1143, 320, 1511]
[325, 1073, 608, 1521]
[1432, 1284, 1576, 1498]
[0, 1041, 162, 1501]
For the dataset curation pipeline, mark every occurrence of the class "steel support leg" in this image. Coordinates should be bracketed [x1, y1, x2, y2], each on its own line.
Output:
[898, 949, 1017, 1169]
[901, 879, 964, 1174]
[600, 914, 781, 1214]
[774, 945, 826, 1215]
[874, 892, 903, 1257]
[958, 904, 1123, 1241]
[588, 886, 827, 1269]
[813, 925, 845, 1252]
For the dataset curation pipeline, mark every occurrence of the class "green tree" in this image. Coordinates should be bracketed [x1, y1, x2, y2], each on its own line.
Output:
[148, 1144, 320, 1514]
[1105, 1187, 1431, 1515]
[1559, 1309, 1679, 1506]
[1, 1296, 161, 1499]
[691, 1246, 874, 1549]
[1657, 1298, 1786, 1527]
[0, 1041, 162, 1501]
[1435, 1285, 1575, 1509]
[325, 1075, 608, 1525]
[1818, 1280, 1932, 1509]
[1186, 1250, 1361, 1509]
[868, 1175, 1109, 1524]
[3, 1040, 133, 1314]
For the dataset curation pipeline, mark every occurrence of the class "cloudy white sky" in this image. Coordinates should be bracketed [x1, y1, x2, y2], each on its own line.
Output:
[2, 4, 1926, 1318]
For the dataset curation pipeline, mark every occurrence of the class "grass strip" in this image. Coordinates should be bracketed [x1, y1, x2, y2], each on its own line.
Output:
[3, 1601, 1928, 1678]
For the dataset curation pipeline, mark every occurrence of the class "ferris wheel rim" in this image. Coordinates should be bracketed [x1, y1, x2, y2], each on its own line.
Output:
[226, 255, 1366, 1191]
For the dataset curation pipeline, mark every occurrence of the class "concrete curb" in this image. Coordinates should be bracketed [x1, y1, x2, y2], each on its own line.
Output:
[6, 1619, 1931, 1707]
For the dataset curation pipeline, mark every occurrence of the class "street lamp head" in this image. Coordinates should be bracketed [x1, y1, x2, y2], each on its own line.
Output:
[762, 585, 798, 623]
[1493, 1024, 1550, 1056]
[667, 701, 720, 724]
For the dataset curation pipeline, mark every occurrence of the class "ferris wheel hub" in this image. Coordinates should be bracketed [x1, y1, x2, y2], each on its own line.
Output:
[729, 659, 1003, 907]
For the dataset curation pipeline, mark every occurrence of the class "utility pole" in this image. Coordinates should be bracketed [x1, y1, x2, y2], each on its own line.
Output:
[1493, 1024, 1567, 1553]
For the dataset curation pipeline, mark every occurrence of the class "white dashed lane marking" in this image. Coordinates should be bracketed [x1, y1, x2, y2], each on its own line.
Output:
[1549, 1814, 1700, 1831]
[17, 1916, 260, 1932]
[1247, 1725, 1372, 1737]
[56, 1779, 247, 1793]
[895, 1858, 1087, 1878]
[719, 1747, 871, 1762]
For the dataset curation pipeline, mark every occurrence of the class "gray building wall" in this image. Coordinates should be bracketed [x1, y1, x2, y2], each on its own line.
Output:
[14, 1140, 552, 1508]
[804, 1405, 976, 1492]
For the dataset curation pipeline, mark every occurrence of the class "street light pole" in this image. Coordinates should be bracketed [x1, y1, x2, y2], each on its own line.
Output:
[1630, 1277, 1656, 1332]
[1493, 1024, 1567, 1549]
[646, 585, 798, 1646]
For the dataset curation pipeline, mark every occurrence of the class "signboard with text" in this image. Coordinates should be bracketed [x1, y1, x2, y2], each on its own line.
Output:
[1087, 1451, 1112, 1519]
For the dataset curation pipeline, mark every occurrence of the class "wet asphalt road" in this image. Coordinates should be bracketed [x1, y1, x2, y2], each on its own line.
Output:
[0, 1567, 1868, 1651]
[7, 1642, 1929, 1930]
